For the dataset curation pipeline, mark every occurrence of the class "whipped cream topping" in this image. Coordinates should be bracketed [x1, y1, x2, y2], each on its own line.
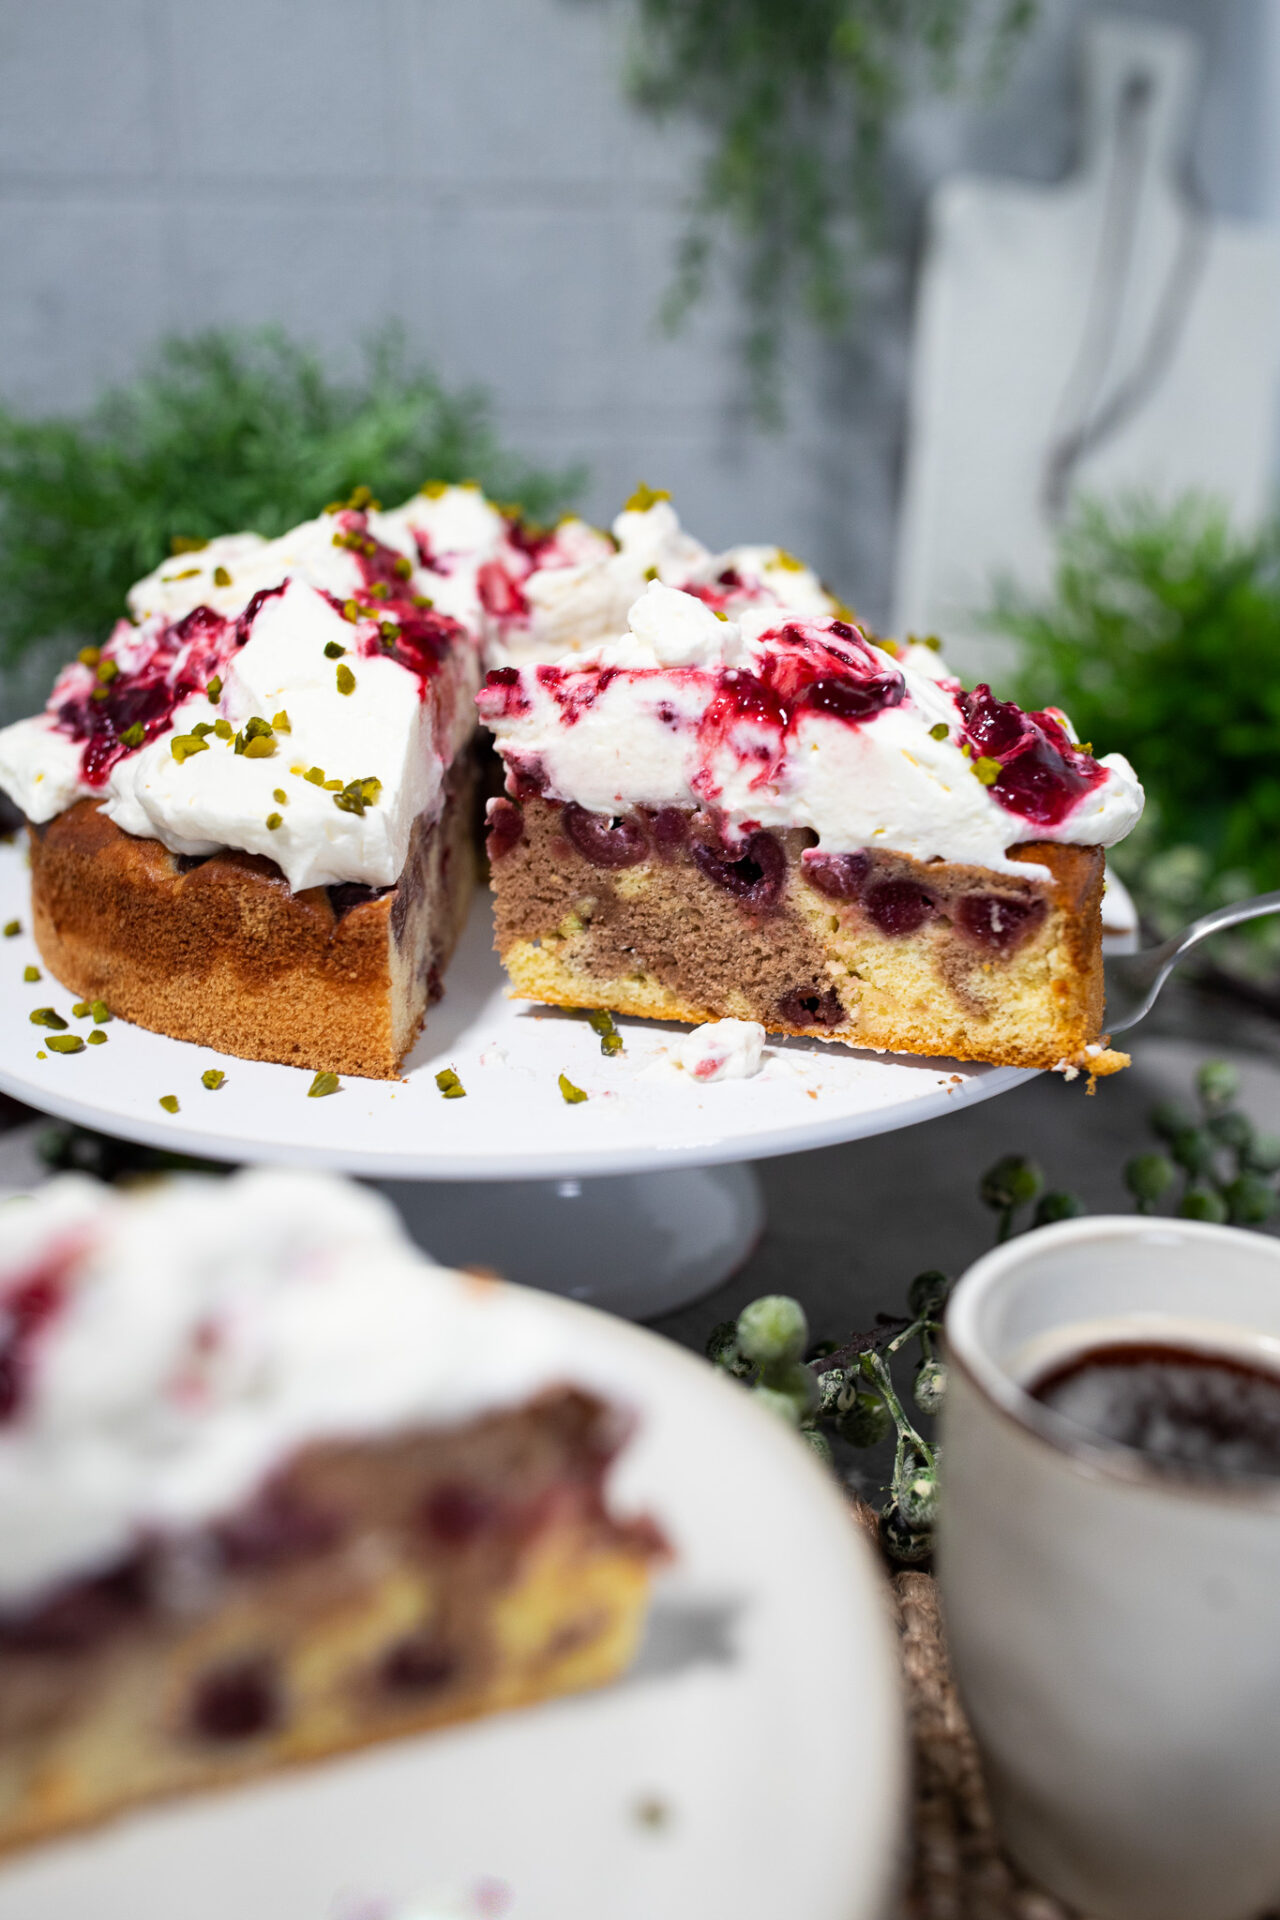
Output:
[0, 499, 483, 891]
[0, 1170, 627, 1609]
[478, 584, 1144, 877]
[486, 494, 839, 666]
[672, 1019, 766, 1082]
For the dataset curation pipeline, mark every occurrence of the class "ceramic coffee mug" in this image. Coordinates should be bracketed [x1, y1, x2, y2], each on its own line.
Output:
[938, 1215, 1280, 1920]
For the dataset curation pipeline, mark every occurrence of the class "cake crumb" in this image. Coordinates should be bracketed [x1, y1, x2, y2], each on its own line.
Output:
[1053, 1039, 1130, 1092]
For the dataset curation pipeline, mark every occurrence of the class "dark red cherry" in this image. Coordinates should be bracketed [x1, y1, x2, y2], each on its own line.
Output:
[382, 1636, 456, 1694]
[0, 1556, 149, 1653]
[643, 808, 689, 860]
[957, 892, 1047, 954]
[422, 1483, 499, 1546]
[190, 1656, 281, 1741]
[562, 804, 648, 869]
[778, 987, 844, 1027]
[215, 1487, 341, 1570]
[691, 830, 786, 911]
[506, 756, 546, 802]
[866, 880, 934, 937]
[801, 850, 871, 902]
[801, 673, 904, 722]
[486, 798, 524, 861]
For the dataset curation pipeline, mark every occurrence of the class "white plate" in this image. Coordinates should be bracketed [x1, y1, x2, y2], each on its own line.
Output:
[0, 839, 1029, 1179]
[0, 1293, 904, 1920]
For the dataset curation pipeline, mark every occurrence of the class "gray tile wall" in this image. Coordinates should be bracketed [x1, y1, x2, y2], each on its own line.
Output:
[0, 0, 1270, 627]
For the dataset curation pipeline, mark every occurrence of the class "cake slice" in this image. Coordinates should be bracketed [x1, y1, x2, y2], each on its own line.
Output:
[0, 487, 506, 1079]
[477, 584, 1145, 1071]
[0, 1170, 663, 1854]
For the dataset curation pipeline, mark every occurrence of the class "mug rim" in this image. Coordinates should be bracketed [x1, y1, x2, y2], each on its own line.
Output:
[945, 1214, 1280, 1504]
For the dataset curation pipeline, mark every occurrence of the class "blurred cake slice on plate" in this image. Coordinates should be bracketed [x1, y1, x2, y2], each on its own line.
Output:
[0, 1170, 663, 1853]
[477, 582, 1145, 1072]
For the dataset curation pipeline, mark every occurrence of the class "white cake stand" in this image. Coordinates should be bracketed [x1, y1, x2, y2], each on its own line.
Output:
[0, 841, 1031, 1315]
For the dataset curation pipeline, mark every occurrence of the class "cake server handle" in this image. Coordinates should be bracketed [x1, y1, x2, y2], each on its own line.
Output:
[1104, 890, 1280, 1033]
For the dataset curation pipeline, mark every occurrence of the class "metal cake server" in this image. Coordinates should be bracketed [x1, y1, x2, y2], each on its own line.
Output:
[1105, 891, 1280, 1033]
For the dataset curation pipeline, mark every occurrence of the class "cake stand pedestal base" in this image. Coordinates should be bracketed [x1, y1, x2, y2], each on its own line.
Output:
[374, 1162, 765, 1320]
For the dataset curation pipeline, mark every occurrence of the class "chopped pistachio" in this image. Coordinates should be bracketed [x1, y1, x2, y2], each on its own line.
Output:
[369, 581, 389, 601]
[273, 788, 287, 805]
[323, 777, 343, 791]
[213, 565, 232, 587]
[166, 567, 200, 582]
[214, 718, 233, 740]
[333, 775, 382, 816]
[412, 594, 434, 610]
[305, 766, 326, 786]
[47, 1034, 84, 1054]
[72, 1001, 90, 1017]
[290, 763, 305, 776]
[158, 1094, 180, 1114]
[929, 723, 949, 742]
[923, 636, 942, 652]
[324, 640, 346, 659]
[588, 1009, 624, 1057]
[343, 599, 361, 622]
[2, 919, 19, 937]
[435, 1067, 466, 1099]
[188, 721, 213, 739]
[22, 965, 39, 983]
[624, 483, 671, 514]
[90, 1000, 111, 1023]
[336, 664, 356, 696]
[35, 1050, 46, 1059]
[307, 1071, 340, 1098]
[206, 675, 223, 701]
[272, 710, 291, 733]
[972, 756, 1001, 787]
[91, 686, 110, 702]
[266, 811, 283, 830]
[420, 478, 449, 498]
[558, 1072, 588, 1104]
[201, 1068, 225, 1090]
[242, 735, 275, 759]
[643, 565, 659, 582]
[87, 1029, 107, 1045]
[379, 620, 398, 643]
[171, 733, 211, 764]
[393, 555, 412, 579]
[96, 657, 119, 684]
[774, 547, 805, 571]
[30, 1007, 67, 1029]
[77, 646, 101, 667]
[170, 534, 208, 555]
[713, 608, 728, 621]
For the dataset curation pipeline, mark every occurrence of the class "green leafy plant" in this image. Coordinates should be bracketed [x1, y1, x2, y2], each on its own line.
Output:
[0, 327, 582, 667]
[709, 1058, 1279, 1562]
[604, 0, 1037, 415]
[993, 496, 1280, 977]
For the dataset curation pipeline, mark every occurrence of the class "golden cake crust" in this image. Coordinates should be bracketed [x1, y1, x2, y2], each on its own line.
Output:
[28, 763, 476, 1079]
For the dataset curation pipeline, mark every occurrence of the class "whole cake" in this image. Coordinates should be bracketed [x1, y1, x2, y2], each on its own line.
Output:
[477, 583, 1144, 1072]
[0, 1169, 662, 1853]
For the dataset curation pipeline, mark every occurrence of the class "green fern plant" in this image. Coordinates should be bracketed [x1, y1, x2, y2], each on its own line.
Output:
[0, 327, 582, 667]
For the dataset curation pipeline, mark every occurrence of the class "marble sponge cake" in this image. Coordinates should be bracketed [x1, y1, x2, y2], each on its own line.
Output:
[0, 1170, 663, 1854]
[478, 583, 1145, 1073]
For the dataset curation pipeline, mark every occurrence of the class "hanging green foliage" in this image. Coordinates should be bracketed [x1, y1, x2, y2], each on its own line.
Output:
[606, 0, 1038, 416]
[0, 327, 581, 665]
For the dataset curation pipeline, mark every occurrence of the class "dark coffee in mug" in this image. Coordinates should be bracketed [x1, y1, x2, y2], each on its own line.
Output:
[1030, 1340, 1280, 1480]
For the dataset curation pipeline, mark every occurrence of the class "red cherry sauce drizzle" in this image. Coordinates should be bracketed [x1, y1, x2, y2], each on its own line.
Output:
[958, 685, 1105, 829]
[0, 1255, 73, 1423]
[333, 509, 465, 694]
[695, 619, 905, 798]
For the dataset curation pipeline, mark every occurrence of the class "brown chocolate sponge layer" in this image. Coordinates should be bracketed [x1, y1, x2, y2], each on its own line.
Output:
[0, 1387, 663, 1856]
[27, 753, 479, 1081]
[487, 796, 1108, 1070]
